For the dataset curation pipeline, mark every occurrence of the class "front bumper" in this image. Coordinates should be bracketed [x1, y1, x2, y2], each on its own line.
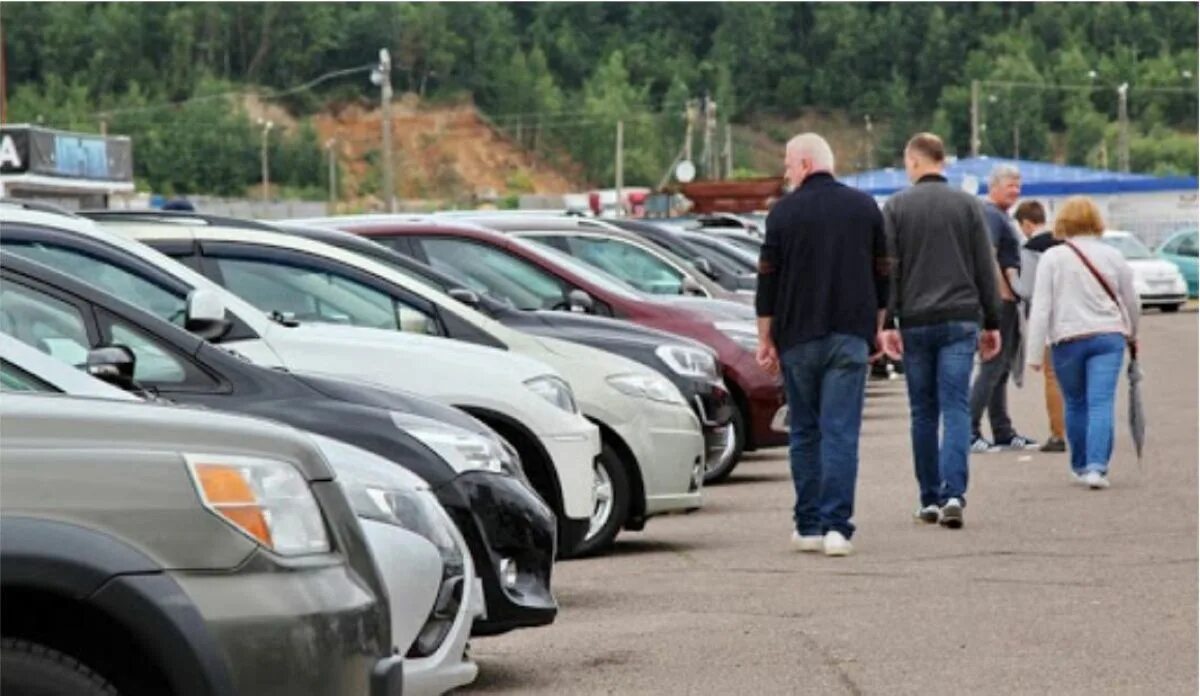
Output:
[539, 424, 601, 522]
[1138, 289, 1187, 305]
[610, 400, 705, 518]
[172, 550, 396, 696]
[669, 374, 735, 465]
[435, 470, 558, 637]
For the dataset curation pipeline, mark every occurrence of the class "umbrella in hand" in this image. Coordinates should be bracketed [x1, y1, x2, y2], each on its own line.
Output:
[1127, 344, 1145, 464]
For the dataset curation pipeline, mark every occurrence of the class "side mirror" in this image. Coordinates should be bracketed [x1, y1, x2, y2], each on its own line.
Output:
[681, 276, 707, 297]
[185, 289, 232, 341]
[447, 287, 482, 308]
[567, 289, 594, 314]
[86, 345, 138, 391]
[692, 257, 717, 279]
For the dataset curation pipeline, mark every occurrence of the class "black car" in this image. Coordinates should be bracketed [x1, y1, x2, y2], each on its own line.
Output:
[0, 251, 557, 638]
[268, 221, 740, 481]
[608, 219, 756, 294]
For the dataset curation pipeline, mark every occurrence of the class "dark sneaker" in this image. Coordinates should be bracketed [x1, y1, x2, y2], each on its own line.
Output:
[1039, 437, 1066, 453]
[939, 498, 964, 529]
[970, 437, 999, 454]
[997, 434, 1040, 450]
[914, 504, 940, 524]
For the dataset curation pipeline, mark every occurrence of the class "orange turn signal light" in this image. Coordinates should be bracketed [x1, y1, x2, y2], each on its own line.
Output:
[193, 463, 273, 547]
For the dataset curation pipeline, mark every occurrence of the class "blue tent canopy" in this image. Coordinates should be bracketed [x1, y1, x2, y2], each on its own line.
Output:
[841, 157, 1197, 197]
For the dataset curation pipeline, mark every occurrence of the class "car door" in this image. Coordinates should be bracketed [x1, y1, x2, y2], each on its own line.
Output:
[1163, 232, 1199, 296]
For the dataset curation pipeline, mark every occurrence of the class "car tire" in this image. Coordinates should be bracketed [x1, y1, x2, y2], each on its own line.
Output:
[1, 638, 118, 696]
[568, 443, 630, 558]
[705, 406, 746, 484]
[1161, 303, 1181, 313]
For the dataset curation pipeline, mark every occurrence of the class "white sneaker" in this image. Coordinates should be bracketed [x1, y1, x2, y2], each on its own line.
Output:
[1082, 471, 1110, 490]
[791, 531, 823, 552]
[914, 504, 941, 524]
[823, 531, 853, 557]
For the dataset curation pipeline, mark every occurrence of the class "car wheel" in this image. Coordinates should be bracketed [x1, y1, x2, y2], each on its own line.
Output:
[1, 638, 118, 696]
[1161, 303, 1181, 313]
[705, 406, 746, 484]
[569, 444, 630, 558]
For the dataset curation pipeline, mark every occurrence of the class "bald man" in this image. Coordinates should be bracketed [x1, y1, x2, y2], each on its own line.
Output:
[755, 133, 889, 557]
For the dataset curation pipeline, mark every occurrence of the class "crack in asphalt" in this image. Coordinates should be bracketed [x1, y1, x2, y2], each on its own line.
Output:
[796, 628, 865, 696]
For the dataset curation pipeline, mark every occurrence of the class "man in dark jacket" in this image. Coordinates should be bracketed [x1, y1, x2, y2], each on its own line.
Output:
[879, 133, 1002, 530]
[755, 133, 888, 557]
[968, 165, 1039, 453]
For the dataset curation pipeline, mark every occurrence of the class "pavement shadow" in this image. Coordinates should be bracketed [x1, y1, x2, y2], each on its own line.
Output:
[461, 658, 548, 694]
[603, 537, 709, 558]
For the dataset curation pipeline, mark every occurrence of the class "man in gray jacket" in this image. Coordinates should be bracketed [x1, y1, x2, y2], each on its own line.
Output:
[879, 133, 1002, 529]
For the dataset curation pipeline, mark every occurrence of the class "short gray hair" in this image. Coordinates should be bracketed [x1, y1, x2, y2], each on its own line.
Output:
[989, 163, 1021, 186]
[786, 133, 836, 173]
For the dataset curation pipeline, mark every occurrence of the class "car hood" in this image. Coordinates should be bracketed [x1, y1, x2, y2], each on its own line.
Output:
[291, 371, 492, 437]
[656, 296, 757, 321]
[1129, 259, 1183, 279]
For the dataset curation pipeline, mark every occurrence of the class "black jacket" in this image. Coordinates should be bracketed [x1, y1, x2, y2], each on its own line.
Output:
[755, 172, 888, 352]
[882, 175, 1001, 330]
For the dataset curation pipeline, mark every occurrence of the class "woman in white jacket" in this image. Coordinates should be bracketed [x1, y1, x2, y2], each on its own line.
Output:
[1025, 196, 1138, 490]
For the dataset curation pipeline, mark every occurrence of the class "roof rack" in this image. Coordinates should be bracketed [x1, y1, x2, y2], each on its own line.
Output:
[0, 198, 82, 218]
[77, 209, 279, 232]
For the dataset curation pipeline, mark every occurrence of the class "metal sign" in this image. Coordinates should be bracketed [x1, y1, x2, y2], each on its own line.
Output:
[0, 125, 133, 182]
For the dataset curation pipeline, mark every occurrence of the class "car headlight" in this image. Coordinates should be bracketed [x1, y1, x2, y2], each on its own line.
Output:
[185, 454, 330, 556]
[391, 412, 525, 479]
[607, 372, 688, 405]
[655, 344, 721, 382]
[360, 486, 465, 575]
[524, 374, 579, 414]
[714, 321, 759, 352]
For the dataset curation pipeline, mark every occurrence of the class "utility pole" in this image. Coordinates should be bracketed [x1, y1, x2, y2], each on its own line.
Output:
[1013, 122, 1020, 160]
[864, 114, 874, 170]
[325, 138, 337, 213]
[375, 48, 396, 212]
[707, 99, 718, 178]
[699, 94, 714, 179]
[257, 118, 273, 202]
[684, 100, 696, 163]
[99, 118, 107, 137]
[1117, 82, 1130, 173]
[970, 79, 981, 158]
[614, 120, 624, 218]
[723, 123, 732, 179]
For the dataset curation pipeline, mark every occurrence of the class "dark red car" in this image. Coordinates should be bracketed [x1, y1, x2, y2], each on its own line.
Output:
[327, 218, 788, 467]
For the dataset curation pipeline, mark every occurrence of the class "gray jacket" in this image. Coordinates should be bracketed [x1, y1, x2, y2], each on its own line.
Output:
[882, 175, 1002, 330]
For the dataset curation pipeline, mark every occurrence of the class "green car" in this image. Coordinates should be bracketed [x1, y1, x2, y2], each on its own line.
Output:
[1157, 229, 1199, 298]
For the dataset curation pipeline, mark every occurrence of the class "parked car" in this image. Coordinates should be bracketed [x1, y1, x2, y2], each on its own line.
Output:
[1100, 230, 1189, 312]
[0, 391, 406, 696]
[315, 218, 789, 478]
[88, 212, 704, 557]
[607, 218, 755, 293]
[673, 229, 759, 275]
[271, 221, 738, 481]
[0, 253, 548, 652]
[1, 202, 600, 559]
[1156, 228, 1198, 298]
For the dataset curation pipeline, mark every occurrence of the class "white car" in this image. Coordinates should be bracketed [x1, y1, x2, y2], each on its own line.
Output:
[1101, 231, 1189, 312]
[97, 215, 705, 556]
[0, 202, 600, 555]
[0, 333, 482, 695]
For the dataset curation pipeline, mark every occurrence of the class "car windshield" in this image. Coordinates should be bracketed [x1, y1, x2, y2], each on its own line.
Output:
[716, 235, 763, 256]
[513, 239, 648, 301]
[526, 235, 687, 295]
[687, 236, 757, 272]
[1102, 235, 1154, 260]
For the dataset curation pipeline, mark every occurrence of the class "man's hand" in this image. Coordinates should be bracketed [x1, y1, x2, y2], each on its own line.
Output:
[880, 329, 904, 360]
[756, 341, 780, 376]
[979, 329, 1002, 361]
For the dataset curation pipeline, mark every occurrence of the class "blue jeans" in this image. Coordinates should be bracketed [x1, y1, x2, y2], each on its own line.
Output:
[1051, 333, 1125, 475]
[780, 333, 869, 539]
[900, 321, 979, 507]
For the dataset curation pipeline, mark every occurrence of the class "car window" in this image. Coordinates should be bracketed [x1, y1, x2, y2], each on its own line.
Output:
[4, 242, 188, 325]
[1175, 232, 1198, 258]
[545, 235, 685, 295]
[97, 316, 219, 388]
[1100, 235, 1154, 260]
[0, 279, 92, 366]
[688, 236, 757, 272]
[0, 359, 60, 393]
[418, 237, 570, 311]
[214, 256, 438, 334]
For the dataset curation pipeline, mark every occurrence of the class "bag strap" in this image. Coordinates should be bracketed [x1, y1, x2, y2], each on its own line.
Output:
[1063, 240, 1137, 358]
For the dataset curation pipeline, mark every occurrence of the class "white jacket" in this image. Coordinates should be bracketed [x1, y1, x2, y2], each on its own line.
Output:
[1025, 237, 1139, 367]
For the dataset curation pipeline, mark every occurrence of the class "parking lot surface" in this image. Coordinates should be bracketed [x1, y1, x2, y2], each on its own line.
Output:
[465, 310, 1198, 695]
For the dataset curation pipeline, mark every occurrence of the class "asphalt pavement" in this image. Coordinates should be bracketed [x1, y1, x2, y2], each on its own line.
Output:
[463, 309, 1198, 695]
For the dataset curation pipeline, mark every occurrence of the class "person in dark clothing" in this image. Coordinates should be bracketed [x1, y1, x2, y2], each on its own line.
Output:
[755, 133, 889, 557]
[969, 165, 1039, 453]
[879, 133, 1002, 530]
[1014, 200, 1067, 453]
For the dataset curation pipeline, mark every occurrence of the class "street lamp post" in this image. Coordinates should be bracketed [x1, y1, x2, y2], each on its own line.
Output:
[257, 118, 274, 203]
[371, 48, 396, 213]
[325, 138, 337, 213]
[1117, 82, 1130, 173]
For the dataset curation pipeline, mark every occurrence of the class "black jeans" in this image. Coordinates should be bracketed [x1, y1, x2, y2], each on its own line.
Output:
[969, 300, 1019, 442]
